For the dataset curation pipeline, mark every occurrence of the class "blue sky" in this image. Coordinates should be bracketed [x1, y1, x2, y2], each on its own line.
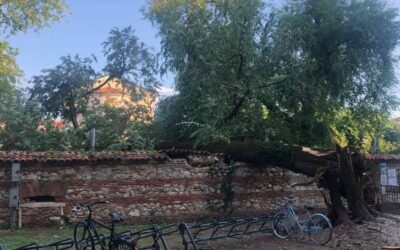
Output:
[9, 0, 175, 89]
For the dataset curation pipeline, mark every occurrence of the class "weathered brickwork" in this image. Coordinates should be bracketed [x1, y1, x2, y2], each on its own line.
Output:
[0, 156, 324, 228]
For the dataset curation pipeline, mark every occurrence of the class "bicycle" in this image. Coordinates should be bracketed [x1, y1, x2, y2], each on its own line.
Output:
[72, 201, 137, 250]
[272, 200, 333, 245]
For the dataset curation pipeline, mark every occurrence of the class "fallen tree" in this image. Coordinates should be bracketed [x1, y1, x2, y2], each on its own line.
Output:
[158, 141, 377, 225]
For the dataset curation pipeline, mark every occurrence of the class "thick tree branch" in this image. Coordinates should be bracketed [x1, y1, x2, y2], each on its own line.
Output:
[86, 75, 115, 96]
[222, 76, 288, 123]
[223, 89, 251, 123]
[211, 51, 240, 64]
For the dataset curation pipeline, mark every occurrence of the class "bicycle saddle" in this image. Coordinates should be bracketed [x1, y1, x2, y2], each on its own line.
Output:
[109, 213, 124, 223]
[304, 205, 315, 211]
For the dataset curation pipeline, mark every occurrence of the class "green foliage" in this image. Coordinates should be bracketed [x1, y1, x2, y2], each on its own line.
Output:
[30, 26, 158, 129]
[0, 0, 67, 36]
[0, 5, 156, 152]
[0, 89, 75, 151]
[81, 105, 154, 151]
[378, 120, 400, 153]
[1, 21, 157, 152]
[103, 26, 159, 90]
[149, 0, 400, 150]
[0, 41, 21, 86]
[220, 161, 238, 212]
[271, 0, 400, 148]
[0, 0, 67, 90]
[152, 95, 184, 141]
[147, 0, 279, 145]
[0, 88, 154, 151]
[30, 55, 96, 128]
[329, 108, 387, 152]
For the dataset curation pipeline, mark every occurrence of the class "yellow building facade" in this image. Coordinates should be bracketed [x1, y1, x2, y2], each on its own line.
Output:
[89, 76, 156, 120]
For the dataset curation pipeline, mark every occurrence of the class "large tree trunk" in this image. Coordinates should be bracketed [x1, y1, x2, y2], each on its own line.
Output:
[336, 145, 374, 221]
[71, 114, 79, 129]
[68, 99, 79, 129]
[319, 168, 352, 225]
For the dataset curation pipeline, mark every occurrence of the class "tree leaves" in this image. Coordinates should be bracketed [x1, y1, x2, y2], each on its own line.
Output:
[0, 0, 67, 36]
[149, 0, 400, 150]
[102, 26, 159, 90]
[30, 55, 96, 128]
[30, 27, 159, 129]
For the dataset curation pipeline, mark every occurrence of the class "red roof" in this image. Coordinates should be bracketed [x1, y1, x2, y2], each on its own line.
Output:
[159, 149, 226, 159]
[0, 151, 168, 163]
[365, 154, 400, 161]
[95, 86, 125, 94]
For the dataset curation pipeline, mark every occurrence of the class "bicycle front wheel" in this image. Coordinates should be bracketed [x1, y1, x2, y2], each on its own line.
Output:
[74, 221, 95, 250]
[306, 213, 333, 245]
[272, 212, 293, 239]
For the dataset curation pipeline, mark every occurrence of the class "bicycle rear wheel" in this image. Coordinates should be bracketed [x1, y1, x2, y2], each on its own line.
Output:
[306, 213, 333, 245]
[272, 212, 293, 239]
[74, 221, 95, 250]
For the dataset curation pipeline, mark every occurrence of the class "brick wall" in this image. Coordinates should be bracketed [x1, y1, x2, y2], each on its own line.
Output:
[0, 155, 324, 228]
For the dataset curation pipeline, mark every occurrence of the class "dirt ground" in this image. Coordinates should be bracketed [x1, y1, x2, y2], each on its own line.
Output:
[156, 213, 400, 250]
[217, 214, 400, 250]
[1, 214, 400, 250]
[207, 214, 400, 250]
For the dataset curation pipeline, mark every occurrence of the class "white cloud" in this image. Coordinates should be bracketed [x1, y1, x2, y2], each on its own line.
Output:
[157, 86, 177, 98]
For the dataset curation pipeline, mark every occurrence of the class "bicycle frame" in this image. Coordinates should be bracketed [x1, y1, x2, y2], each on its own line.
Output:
[78, 204, 118, 250]
[279, 203, 312, 236]
[85, 218, 115, 246]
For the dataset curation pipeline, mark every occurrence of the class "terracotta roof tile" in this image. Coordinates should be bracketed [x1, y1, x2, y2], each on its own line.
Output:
[0, 151, 168, 163]
[159, 149, 226, 159]
[365, 154, 400, 161]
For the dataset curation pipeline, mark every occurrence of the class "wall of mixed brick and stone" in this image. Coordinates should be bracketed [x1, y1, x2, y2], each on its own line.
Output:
[0, 157, 323, 228]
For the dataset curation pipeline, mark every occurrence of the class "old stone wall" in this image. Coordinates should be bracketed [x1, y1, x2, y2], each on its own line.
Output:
[0, 165, 11, 227]
[0, 156, 323, 228]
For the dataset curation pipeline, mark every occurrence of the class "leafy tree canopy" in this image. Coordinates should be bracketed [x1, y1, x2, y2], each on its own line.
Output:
[82, 105, 154, 151]
[148, 0, 281, 145]
[0, 88, 75, 151]
[30, 26, 159, 129]
[272, 0, 400, 148]
[0, 0, 67, 88]
[0, 0, 67, 36]
[149, 0, 400, 150]
[30, 55, 96, 129]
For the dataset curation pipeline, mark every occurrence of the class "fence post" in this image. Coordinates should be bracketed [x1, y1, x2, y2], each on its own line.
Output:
[9, 162, 20, 229]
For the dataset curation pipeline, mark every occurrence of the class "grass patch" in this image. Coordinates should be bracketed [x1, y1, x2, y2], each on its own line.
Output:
[0, 224, 173, 249]
[0, 227, 74, 249]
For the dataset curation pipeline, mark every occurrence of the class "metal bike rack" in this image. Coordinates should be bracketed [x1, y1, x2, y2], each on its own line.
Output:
[9, 213, 275, 250]
[178, 213, 274, 250]
[120, 224, 179, 250]
[12, 239, 74, 250]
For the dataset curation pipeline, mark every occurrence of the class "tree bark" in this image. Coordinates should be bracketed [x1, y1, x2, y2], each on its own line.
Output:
[69, 100, 79, 129]
[335, 145, 374, 221]
[71, 113, 79, 129]
[321, 168, 352, 225]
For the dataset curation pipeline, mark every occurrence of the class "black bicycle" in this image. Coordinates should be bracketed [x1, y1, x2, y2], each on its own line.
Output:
[72, 201, 137, 250]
